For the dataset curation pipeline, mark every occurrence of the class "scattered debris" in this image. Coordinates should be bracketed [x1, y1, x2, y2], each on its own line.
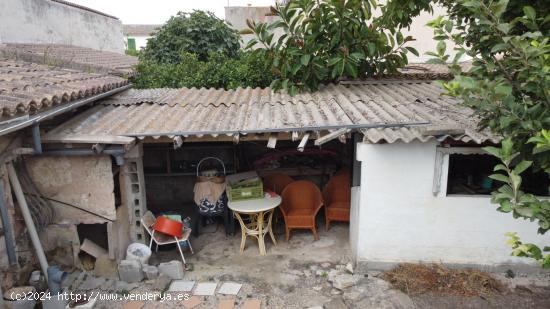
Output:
[383, 263, 504, 296]
[324, 297, 349, 309]
[142, 265, 159, 280]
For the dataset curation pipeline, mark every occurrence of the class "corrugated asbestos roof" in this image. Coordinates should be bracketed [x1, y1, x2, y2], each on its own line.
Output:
[46, 80, 498, 144]
[0, 44, 137, 76]
[123, 24, 162, 36]
[0, 58, 129, 120]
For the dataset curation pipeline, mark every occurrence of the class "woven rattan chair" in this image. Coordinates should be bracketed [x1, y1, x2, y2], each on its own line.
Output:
[323, 170, 351, 231]
[280, 180, 323, 241]
[263, 173, 294, 195]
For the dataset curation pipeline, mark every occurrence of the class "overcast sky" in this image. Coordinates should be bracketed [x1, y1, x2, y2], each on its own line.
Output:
[69, 0, 276, 24]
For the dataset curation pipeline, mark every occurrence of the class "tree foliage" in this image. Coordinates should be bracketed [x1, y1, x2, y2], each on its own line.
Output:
[140, 10, 241, 63]
[245, 0, 420, 95]
[427, 0, 550, 267]
[133, 51, 274, 90]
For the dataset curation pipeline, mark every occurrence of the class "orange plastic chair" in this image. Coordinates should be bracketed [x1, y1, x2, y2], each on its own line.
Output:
[323, 170, 351, 231]
[280, 180, 323, 241]
[263, 173, 294, 195]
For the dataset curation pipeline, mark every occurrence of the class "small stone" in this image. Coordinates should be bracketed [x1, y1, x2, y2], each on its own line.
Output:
[327, 269, 340, 282]
[321, 262, 331, 268]
[324, 297, 348, 309]
[306, 306, 323, 309]
[345, 263, 354, 274]
[312, 286, 322, 291]
[330, 289, 341, 295]
[153, 273, 172, 291]
[303, 270, 312, 277]
[332, 274, 359, 290]
[309, 265, 319, 271]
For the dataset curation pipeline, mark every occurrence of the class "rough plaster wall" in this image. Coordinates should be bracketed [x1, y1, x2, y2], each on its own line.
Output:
[354, 141, 549, 267]
[224, 6, 282, 47]
[0, 0, 125, 53]
[25, 155, 116, 224]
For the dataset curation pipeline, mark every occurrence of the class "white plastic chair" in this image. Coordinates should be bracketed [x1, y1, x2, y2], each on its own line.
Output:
[140, 211, 193, 265]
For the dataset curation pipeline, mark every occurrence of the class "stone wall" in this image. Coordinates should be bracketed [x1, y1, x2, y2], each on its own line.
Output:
[0, 0, 125, 53]
[25, 155, 116, 224]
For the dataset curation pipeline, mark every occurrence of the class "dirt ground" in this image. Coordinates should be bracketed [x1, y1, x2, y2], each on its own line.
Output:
[63, 220, 550, 309]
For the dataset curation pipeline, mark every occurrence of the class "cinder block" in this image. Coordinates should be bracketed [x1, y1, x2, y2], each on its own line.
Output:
[118, 259, 143, 283]
[158, 260, 184, 280]
[142, 265, 159, 280]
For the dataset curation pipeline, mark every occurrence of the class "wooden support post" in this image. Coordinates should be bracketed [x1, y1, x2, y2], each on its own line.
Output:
[297, 133, 310, 152]
[233, 134, 240, 144]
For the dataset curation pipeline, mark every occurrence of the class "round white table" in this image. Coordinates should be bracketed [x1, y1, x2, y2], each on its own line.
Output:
[228, 195, 281, 255]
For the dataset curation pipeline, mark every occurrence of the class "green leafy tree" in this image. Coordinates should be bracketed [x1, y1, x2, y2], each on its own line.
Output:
[245, 0, 420, 95]
[133, 51, 274, 89]
[427, 0, 550, 267]
[141, 10, 241, 63]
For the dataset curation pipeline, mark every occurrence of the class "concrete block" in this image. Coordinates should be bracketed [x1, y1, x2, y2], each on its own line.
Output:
[118, 259, 143, 283]
[157, 260, 184, 280]
[142, 265, 158, 280]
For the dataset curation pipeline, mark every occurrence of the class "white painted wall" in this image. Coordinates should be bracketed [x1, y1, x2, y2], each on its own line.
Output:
[0, 0, 125, 53]
[353, 140, 548, 267]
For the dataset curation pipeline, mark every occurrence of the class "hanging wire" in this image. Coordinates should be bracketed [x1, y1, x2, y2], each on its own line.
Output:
[14, 160, 55, 229]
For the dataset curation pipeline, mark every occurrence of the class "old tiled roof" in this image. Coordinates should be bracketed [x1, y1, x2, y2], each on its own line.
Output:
[0, 59, 129, 121]
[0, 44, 138, 76]
[46, 80, 498, 144]
[50, 0, 119, 20]
[123, 24, 162, 36]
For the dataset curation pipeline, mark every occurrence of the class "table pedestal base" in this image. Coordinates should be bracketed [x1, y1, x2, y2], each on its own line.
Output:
[233, 209, 276, 255]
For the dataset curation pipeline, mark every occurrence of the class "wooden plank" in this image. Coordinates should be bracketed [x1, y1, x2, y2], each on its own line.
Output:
[297, 133, 310, 152]
[314, 128, 350, 146]
[173, 136, 184, 149]
[42, 134, 135, 145]
[267, 134, 277, 149]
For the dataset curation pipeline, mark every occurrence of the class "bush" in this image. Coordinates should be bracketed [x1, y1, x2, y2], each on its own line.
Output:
[132, 51, 274, 89]
[140, 10, 241, 63]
